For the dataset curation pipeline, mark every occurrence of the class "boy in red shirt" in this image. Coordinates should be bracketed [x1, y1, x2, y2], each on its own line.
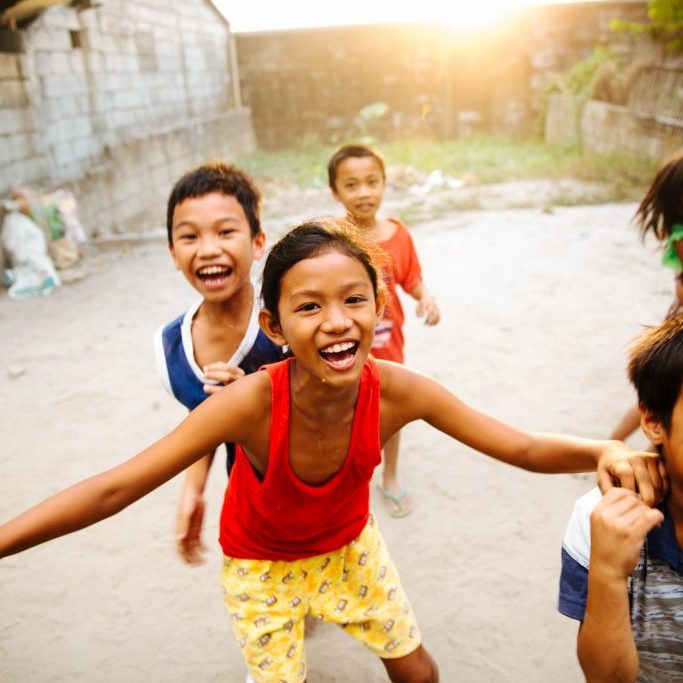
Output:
[328, 144, 441, 516]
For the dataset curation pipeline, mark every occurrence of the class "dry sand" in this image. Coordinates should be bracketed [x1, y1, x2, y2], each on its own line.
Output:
[0, 184, 672, 682]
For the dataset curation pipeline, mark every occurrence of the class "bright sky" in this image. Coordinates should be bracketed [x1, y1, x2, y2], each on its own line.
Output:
[214, 0, 599, 33]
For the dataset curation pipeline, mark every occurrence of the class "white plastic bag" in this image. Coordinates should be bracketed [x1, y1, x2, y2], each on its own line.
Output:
[1, 203, 61, 299]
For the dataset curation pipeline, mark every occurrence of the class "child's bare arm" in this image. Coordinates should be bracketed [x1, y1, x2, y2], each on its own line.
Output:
[408, 281, 440, 325]
[0, 373, 268, 559]
[177, 362, 245, 562]
[378, 363, 664, 504]
[577, 489, 663, 682]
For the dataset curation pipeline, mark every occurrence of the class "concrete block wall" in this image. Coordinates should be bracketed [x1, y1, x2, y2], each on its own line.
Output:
[544, 93, 579, 148]
[0, 0, 251, 235]
[580, 100, 683, 162]
[236, 1, 655, 150]
[545, 94, 683, 162]
[72, 108, 255, 236]
[0, 51, 50, 190]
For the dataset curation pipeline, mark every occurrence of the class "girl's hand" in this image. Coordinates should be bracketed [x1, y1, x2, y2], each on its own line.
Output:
[589, 488, 663, 582]
[202, 363, 245, 395]
[416, 293, 441, 326]
[596, 442, 668, 507]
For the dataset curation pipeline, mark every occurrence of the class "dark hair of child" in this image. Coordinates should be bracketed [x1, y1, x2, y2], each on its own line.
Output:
[635, 149, 683, 241]
[260, 218, 388, 319]
[628, 314, 683, 432]
[327, 144, 386, 190]
[165, 161, 262, 244]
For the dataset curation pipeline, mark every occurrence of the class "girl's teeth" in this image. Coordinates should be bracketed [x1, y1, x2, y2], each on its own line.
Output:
[324, 342, 353, 354]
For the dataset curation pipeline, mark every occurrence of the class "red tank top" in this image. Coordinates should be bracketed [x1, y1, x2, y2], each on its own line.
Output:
[219, 357, 382, 560]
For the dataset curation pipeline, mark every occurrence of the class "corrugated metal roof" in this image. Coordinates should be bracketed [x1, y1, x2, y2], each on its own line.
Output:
[2, 0, 228, 28]
[2, 0, 72, 27]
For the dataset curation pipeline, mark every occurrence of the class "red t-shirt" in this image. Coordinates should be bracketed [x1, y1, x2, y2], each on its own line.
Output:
[372, 219, 423, 364]
[218, 357, 382, 560]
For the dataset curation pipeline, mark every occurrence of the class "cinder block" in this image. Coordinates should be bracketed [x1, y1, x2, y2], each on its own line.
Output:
[50, 52, 71, 75]
[41, 5, 79, 31]
[0, 108, 25, 135]
[3, 132, 31, 162]
[0, 80, 28, 108]
[0, 54, 19, 79]
[86, 52, 103, 73]
[78, 9, 98, 30]
[58, 96, 80, 118]
[72, 136, 93, 160]
[28, 27, 71, 52]
[70, 51, 85, 74]
[17, 156, 49, 184]
[30, 131, 46, 156]
[41, 74, 88, 98]
[51, 139, 78, 167]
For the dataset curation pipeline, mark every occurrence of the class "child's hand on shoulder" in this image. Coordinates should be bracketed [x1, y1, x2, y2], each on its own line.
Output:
[589, 488, 663, 583]
[596, 442, 668, 507]
[202, 363, 245, 394]
[416, 292, 440, 326]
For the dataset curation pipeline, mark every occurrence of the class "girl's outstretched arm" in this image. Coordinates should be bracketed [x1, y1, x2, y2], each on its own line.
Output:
[378, 363, 665, 506]
[0, 372, 269, 559]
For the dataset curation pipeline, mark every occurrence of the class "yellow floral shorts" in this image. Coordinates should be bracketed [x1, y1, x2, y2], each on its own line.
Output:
[221, 514, 421, 682]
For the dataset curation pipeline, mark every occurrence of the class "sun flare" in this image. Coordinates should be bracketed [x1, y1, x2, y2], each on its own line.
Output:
[417, 0, 528, 28]
[215, 0, 568, 32]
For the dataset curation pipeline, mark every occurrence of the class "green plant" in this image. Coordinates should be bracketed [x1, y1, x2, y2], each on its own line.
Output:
[236, 134, 658, 202]
[538, 46, 616, 139]
[352, 102, 389, 144]
[611, 0, 683, 53]
[560, 47, 615, 102]
[539, 47, 617, 146]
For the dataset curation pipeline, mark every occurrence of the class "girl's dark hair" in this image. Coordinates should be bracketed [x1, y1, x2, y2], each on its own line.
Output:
[261, 218, 388, 319]
[628, 314, 683, 432]
[327, 144, 386, 190]
[166, 161, 262, 244]
[635, 148, 683, 241]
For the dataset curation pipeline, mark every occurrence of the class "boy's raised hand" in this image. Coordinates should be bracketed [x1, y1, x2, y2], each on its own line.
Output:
[589, 488, 664, 582]
[596, 443, 668, 507]
[202, 363, 245, 395]
[176, 484, 207, 565]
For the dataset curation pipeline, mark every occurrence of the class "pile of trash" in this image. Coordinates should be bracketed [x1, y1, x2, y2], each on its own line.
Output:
[1, 188, 87, 300]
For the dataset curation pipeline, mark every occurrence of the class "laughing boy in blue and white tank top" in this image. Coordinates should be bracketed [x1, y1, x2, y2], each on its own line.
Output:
[154, 162, 283, 566]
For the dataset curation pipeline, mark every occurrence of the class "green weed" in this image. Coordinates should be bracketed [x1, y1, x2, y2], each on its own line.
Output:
[237, 134, 658, 202]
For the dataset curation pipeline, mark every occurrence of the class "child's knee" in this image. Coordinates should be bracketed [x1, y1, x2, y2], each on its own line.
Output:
[383, 645, 438, 683]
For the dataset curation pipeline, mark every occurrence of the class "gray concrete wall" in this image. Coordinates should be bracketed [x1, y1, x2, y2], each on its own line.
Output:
[236, 1, 656, 150]
[544, 93, 579, 148]
[581, 99, 683, 161]
[0, 0, 254, 235]
[545, 92, 683, 162]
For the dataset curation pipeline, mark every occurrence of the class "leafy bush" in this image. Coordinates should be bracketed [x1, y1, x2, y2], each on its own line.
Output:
[611, 0, 683, 53]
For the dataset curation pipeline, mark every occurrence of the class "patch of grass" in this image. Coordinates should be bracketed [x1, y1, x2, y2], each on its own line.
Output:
[237, 134, 659, 199]
[236, 144, 336, 189]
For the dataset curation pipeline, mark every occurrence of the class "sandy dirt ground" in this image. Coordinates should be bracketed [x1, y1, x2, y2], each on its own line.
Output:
[0, 183, 672, 682]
